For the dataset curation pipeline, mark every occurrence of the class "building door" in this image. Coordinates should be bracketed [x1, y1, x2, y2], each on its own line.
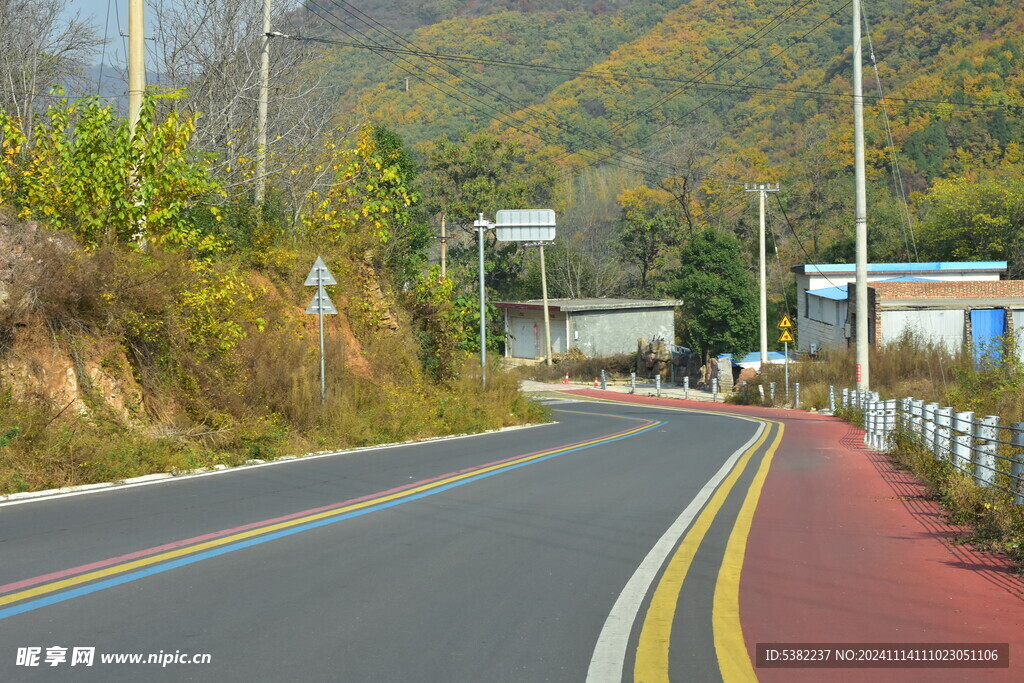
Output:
[508, 315, 541, 359]
[970, 309, 1006, 368]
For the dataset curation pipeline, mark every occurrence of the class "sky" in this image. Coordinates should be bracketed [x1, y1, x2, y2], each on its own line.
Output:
[62, 0, 158, 68]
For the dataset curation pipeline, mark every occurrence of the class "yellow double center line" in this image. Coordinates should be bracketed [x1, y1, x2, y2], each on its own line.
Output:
[634, 417, 785, 683]
[2, 418, 659, 612]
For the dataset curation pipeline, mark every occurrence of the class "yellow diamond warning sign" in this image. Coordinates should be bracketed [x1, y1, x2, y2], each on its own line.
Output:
[778, 329, 795, 343]
[778, 314, 794, 329]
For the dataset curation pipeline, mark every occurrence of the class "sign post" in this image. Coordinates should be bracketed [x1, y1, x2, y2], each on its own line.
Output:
[524, 241, 556, 365]
[778, 314, 794, 405]
[476, 210, 557, 386]
[304, 256, 337, 404]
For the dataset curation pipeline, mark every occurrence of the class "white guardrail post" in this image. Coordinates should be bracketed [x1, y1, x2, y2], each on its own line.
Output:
[953, 411, 974, 474]
[975, 415, 999, 488]
[924, 402, 938, 459]
[829, 385, 835, 413]
[841, 387, 849, 409]
[866, 399, 878, 448]
[1011, 423, 1024, 506]
[911, 399, 924, 442]
[935, 407, 953, 463]
[884, 399, 898, 450]
[863, 399, 873, 446]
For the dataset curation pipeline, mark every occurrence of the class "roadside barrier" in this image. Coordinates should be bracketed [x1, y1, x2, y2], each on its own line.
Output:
[839, 388, 1024, 505]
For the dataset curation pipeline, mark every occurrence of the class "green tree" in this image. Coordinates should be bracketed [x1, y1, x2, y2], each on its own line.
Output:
[665, 228, 757, 358]
[615, 186, 680, 294]
[0, 93, 221, 253]
[420, 132, 554, 234]
[419, 132, 554, 302]
[301, 125, 430, 278]
[915, 169, 1024, 278]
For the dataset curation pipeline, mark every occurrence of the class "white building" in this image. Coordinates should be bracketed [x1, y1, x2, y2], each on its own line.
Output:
[790, 262, 1007, 354]
[495, 298, 681, 360]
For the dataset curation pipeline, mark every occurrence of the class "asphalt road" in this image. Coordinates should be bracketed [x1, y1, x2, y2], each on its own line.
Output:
[1, 396, 780, 682]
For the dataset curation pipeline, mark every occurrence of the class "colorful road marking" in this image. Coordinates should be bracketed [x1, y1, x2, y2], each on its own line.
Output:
[1, 416, 660, 621]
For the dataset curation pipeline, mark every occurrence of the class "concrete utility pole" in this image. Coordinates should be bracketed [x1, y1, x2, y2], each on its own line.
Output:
[440, 214, 447, 279]
[525, 241, 555, 366]
[853, 0, 870, 391]
[127, 0, 145, 133]
[476, 213, 491, 388]
[255, 0, 272, 204]
[745, 182, 780, 368]
[539, 244, 552, 366]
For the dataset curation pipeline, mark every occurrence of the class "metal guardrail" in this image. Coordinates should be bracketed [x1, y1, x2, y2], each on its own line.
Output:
[833, 386, 1024, 505]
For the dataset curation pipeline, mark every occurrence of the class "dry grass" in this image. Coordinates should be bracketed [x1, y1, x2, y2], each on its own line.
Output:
[0, 233, 550, 495]
[753, 331, 966, 409]
[510, 351, 639, 384]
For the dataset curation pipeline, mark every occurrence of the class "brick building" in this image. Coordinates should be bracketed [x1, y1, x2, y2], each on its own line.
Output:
[790, 262, 1007, 356]
[846, 279, 1024, 364]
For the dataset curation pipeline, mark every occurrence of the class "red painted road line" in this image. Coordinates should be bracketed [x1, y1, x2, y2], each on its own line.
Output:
[0, 421, 647, 596]
[567, 389, 1024, 681]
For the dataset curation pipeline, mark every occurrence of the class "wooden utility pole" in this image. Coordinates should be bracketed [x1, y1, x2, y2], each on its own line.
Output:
[255, 0, 272, 204]
[128, 0, 145, 133]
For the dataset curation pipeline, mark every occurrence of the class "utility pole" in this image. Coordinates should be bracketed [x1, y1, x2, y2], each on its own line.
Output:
[539, 244, 552, 366]
[255, 0, 272, 204]
[127, 0, 144, 133]
[853, 0, 870, 391]
[745, 182, 780, 368]
[475, 213, 493, 388]
[525, 242, 555, 366]
[440, 214, 447, 279]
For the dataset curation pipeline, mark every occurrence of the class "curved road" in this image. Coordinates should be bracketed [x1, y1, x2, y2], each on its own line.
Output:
[1, 393, 1020, 681]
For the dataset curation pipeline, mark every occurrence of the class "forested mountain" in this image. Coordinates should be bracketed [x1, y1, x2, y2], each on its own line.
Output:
[310, 0, 1024, 290]
[4, 0, 1023, 365]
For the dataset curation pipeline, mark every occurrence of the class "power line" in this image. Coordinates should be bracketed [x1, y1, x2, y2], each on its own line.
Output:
[864, 8, 919, 262]
[290, 34, 1019, 116]
[302, 2, 657, 179]
[317, 0, 702, 176]
[563, 1, 858, 178]
[306, 0, 733, 182]
[315, 0, 850, 189]
[545, 0, 826, 172]
[766, 198, 793, 315]
[773, 192, 843, 290]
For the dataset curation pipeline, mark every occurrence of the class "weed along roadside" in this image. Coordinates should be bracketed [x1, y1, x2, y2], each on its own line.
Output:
[0, 214, 550, 496]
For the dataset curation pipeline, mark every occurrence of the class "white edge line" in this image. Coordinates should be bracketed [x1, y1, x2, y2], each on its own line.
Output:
[586, 414, 767, 683]
[0, 421, 556, 508]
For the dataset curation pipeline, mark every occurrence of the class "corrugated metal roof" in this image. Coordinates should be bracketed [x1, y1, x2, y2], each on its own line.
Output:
[792, 261, 1006, 274]
[806, 277, 937, 301]
[877, 276, 938, 282]
[495, 297, 683, 312]
[806, 285, 849, 301]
